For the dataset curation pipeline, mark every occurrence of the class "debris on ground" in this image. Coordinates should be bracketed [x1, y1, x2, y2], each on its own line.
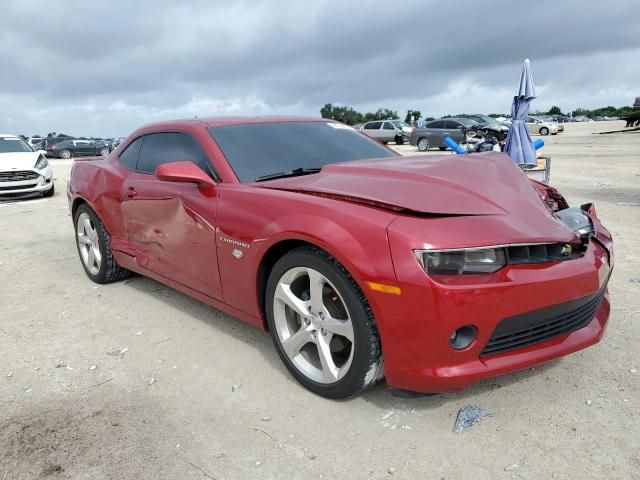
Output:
[55, 359, 67, 368]
[135, 331, 144, 335]
[586, 400, 593, 406]
[631, 368, 637, 374]
[89, 365, 97, 371]
[505, 463, 520, 471]
[41, 464, 64, 476]
[6, 371, 13, 378]
[148, 377, 157, 385]
[106, 347, 129, 358]
[381, 410, 395, 420]
[261, 416, 272, 422]
[453, 405, 492, 433]
[629, 278, 640, 283]
[232, 384, 241, 392]
[388, 467, 396, 475]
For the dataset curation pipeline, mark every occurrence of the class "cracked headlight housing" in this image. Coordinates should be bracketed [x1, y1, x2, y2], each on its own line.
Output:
[34, 155, 49, 170]
[415, 247, 507, 275]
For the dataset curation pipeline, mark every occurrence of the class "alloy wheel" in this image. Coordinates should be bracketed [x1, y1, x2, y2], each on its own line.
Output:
[76, 212, 102, 275]
[273, 266, 355, 384]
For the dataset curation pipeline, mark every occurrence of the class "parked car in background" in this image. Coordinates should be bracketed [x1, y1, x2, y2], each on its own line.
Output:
[0, 134, 54, 198]
[526, 116, 559, 136]
[409, 117, 479, 151]
[360, 120, 412, 145]
[539, 116, 564, 132]
[68, 116, 613, 398]
[27, 136, 44, 148]
[47, 139, 111, 159]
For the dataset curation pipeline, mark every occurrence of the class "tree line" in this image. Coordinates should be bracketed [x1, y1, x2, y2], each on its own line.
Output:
[321, 103, 638, 124]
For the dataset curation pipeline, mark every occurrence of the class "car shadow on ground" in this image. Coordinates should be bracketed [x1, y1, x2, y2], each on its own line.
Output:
[123, 273, 563, 409]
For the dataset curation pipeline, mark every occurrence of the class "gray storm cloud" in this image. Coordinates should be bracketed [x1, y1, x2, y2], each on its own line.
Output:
[1, 0, 638, 136]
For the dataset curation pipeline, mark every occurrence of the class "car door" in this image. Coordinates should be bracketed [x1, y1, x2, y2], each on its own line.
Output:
[362, 121, 383, 141]
[526, 117, 537, 134]
[120, 131, 223, 300]
[425, 120, 447, 146]
[447, 120, 466, 143]
[382, 121, 396, 142]
[73, 140, 91, 156]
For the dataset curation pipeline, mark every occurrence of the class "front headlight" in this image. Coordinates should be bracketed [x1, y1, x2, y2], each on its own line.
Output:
[34, 155, 48, 170]
[415, 247, 506, 274]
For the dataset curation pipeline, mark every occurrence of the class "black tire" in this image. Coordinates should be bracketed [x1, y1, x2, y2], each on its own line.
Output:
[539, 127, 549, 136]
[42, 183, 55, 197]
[395, 135, 404, 145]
[438, 146, 447, 151]
[74, 204, 130, 284]
[417, 137, 429, 151]
[60, 149, 72, 159]
[265, 246, 383, 399]
[99, 147, 109, 156]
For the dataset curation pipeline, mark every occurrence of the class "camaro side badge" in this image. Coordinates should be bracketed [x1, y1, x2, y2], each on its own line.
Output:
[232, 249, 244, 259]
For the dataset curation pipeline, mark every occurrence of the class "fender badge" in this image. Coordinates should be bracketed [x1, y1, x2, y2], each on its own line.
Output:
[232, 249, 244, 259]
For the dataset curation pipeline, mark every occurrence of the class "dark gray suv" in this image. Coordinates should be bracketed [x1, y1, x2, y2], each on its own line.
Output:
[409, 118, 479, 151]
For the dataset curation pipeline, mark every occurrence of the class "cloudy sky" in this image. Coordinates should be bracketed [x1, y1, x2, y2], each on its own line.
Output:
[2, 0, 638, 137]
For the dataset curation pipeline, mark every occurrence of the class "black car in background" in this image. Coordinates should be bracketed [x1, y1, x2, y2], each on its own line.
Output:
[409, 117, 479, 151]
[46, 139, 110, 159]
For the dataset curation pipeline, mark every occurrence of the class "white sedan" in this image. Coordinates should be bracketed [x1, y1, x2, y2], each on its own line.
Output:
[0, 134, 54, 198]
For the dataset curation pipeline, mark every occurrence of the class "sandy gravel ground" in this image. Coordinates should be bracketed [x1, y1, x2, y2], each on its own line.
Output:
[0, 121, 638, 479]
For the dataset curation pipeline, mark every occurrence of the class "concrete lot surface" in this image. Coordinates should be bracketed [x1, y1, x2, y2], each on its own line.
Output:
[1, 121, 638, 479]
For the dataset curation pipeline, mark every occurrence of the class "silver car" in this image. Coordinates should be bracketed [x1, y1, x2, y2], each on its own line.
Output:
[526, 116, 559, 136]
[360, 120, 412, 145]
[409, 117, 479, 151]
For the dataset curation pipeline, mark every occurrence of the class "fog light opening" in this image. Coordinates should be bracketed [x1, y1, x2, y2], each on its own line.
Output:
[450, 325, 477, 350]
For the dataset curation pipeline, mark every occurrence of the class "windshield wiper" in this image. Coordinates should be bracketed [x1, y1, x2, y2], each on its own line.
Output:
[255, 167, 322, 182]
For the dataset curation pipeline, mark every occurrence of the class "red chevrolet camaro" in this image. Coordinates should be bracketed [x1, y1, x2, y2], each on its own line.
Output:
[67, 117, 613, 398]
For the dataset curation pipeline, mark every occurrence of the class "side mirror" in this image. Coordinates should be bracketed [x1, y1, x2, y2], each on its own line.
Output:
[155, 161, 216, 190]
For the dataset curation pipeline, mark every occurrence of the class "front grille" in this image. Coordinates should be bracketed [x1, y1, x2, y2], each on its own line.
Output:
[506, 243, 581, 264]
[0, 170, 39, 182]
[0, 183, 37, 191]
[481, 281, 608, 357]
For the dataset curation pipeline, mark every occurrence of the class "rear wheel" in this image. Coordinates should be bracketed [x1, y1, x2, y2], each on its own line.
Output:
[99, 147, 109, 156]
[417, 137, 429, 151]
[60, 149, 72, 159]
[539, 127, 549, 136]
[265, 247, 383, 399]
[395, 135, 404, 145]
[74, 204, 130, 284]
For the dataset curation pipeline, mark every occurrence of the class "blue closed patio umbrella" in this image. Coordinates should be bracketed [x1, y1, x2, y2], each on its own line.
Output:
[505, 58, 537, 166]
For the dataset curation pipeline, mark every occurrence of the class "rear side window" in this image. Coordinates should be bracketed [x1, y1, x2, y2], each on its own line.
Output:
[364, 121, 382, 130]
[117, 137, 142, 170]
[427, 120, 445, 129]
[383, 122, 395, 130]
[136, 132, 212, 176]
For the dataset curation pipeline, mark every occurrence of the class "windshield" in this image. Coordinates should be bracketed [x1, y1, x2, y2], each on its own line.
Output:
[0, 136, 34, 153]
[209, 121, 397, 182]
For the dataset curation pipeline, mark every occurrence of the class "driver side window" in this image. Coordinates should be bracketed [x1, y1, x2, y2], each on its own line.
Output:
[136, 132, 212, 176]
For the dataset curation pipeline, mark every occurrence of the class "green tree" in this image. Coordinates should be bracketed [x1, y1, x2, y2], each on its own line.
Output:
[404, 110, 421, 123]
[547, 105, 562, 115]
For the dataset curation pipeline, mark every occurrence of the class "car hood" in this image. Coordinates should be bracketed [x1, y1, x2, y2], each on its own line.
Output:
[0, 152, 40, 171]
[263, 152, 557, 213]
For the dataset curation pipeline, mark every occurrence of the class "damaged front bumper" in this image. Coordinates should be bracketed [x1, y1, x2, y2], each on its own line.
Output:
[371, 204, 613, 394]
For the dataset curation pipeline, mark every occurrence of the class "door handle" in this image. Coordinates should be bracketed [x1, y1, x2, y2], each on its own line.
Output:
[127, 186, 137, 198]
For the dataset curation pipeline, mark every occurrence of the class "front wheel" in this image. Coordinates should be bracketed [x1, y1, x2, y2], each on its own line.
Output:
[265, 247, 383, 399]
[395, 135, 404, 145]
[539, 127, 549, 136]
[417, 137, 429, 151]
[60, 149, 72, 159]
[99, 147, 109, 156]
[42, 183, 55, 197]
[74, 204, 130, 283]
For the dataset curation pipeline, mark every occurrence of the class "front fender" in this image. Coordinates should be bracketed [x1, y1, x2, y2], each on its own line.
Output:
[215, 185, 399, 320]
